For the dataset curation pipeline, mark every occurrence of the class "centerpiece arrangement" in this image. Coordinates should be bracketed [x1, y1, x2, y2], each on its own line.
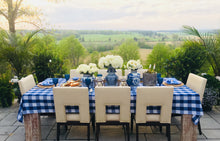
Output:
[126, 60, 142, 86]
[77, 63, 98, 89]
[98, 55, 123, 86]
[143, 64, 157, 86]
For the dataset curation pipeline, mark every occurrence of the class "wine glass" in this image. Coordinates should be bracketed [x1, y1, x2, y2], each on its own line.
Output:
[64, 74, 70, 82]
[52, 78, 58, 87]
[85, 77, 91, 90]
[158, 77, 164, 86]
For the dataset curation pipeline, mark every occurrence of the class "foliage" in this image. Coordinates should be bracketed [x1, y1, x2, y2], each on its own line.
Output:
[90, 51, 100, 65]
[117, 39, 140, 63]
[202, 74, 220, 111]
[0, 0, 40, 33]
[146, 43, 172, 75]
[58, 35, 86, 68]
[32, 35, 65, 82]
[0, 74, 14, 107]
[0, 30, 39, 78]
[166, 40, 206, 83]
[183, 25, 220, 76]
[32, 52, 65, 82]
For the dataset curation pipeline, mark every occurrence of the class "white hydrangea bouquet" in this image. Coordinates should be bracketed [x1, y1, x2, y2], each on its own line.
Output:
[127, 60, 143, 70]
[98, 55, 123, 69]
[77, 63, 99, 74]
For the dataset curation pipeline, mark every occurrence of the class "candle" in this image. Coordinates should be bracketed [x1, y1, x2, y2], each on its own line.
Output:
[153, 64, 156, 70]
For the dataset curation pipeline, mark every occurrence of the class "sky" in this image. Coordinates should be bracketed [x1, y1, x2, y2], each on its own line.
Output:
[3, 0, 220, 30]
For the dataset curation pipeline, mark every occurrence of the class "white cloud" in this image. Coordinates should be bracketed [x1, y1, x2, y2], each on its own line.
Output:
[3, 0, 220, 30]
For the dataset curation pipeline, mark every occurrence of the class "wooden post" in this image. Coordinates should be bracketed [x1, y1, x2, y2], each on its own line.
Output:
[24, 113, 41, 141]
[181, 114, 197, 141]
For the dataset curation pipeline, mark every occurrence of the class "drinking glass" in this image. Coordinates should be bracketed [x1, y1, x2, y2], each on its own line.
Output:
[64, 74, 70, 82]
[52, 78, 58, 87]
[85, 77, 91, 89]
[158, 77, 164, 86]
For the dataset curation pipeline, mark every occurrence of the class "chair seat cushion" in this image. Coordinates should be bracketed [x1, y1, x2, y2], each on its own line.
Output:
[67, 114, 80, 121]
[106, 114, 120, 121]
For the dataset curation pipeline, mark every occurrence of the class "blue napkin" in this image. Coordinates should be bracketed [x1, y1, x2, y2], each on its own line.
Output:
[73, 77, 79, 81]
[165, 78, 181, 85]
[40, 81, 53, 86]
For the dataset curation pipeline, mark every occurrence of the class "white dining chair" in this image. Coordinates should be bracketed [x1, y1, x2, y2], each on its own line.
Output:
[18, 74, 36, 95]
[186, 73, 207, 135]
[53, 87, 91, 141]
[136, 86, 174, 141]
[70, 69, 83, 78]
[95, 86, 130, 141]
[97, 69, 108, 78]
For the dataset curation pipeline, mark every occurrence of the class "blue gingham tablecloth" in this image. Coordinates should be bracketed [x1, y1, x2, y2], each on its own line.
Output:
[17, 78, 203, 125]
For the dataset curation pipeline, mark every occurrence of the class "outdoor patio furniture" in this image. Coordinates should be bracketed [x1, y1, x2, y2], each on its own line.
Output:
[186, 73, 207, 135]
[18, 74, 36, 95]
[17, 78, 203, 141]
[53, 87, 91, 141]
[135, 87, 174, 141]
[98, 69, 108, 78]
[95, 86, 130, 141]
[70, 69, 83, 78]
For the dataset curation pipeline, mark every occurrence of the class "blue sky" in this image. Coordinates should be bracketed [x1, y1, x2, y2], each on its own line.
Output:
[2, 0, 220, 30]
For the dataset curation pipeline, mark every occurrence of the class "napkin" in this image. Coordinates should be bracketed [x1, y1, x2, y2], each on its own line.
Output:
[165, 78, 182, 85]
[40, 81, 53, 86]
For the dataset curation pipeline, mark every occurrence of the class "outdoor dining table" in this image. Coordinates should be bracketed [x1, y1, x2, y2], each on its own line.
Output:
[17, 78, 203, 141]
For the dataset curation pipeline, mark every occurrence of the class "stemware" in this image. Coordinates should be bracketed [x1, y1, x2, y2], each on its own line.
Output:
[64, 74, 70, 82]
[85, 77, 91, 90]
[158, 77, 164, 86]
[52, 78, 59, 87]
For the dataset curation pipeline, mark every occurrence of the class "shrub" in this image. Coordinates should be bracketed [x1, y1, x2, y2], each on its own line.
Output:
[202, 74, 220, 111]
[165, 41, 206, 83]
[0, 75, 14, 107]
[33, 52, 65, 82]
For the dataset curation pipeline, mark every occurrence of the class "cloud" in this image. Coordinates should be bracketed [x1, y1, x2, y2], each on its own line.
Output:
[19, 0, 220, 30]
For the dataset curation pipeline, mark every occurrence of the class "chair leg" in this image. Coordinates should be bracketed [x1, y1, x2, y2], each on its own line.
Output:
[160, 125, 162, 133]
[57, 123, 60, 141]
[126, 123, 130, 141]
[96, 124, 100, 141]
[131, 114, 134, 133]
[136, 124, 139, 141]
[166, 124, 170, 141]
[92, 114, 95, 132]
[198, 121, 202, 135]
[88, 124, 90, 141]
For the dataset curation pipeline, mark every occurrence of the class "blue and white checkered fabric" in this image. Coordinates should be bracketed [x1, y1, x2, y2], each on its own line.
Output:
[17, 78, 203, 125]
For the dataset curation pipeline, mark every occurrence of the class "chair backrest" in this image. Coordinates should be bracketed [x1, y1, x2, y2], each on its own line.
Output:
[95, 86, 130, 123]
[116, 69, 122, 77]
[186, 73, 207, 102]
[137, 69, 148, 78]
[98, 69, 108, 78]
[53, 87, 90, 123]
[18, 74, 36, 95]
[136, 86, 174, 124]
[70, 69, 82, 78]
[124, 69, 130, 76]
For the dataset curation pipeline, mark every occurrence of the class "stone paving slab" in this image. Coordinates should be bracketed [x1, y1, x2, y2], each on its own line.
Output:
[0, 102, 220, 141]
[6, 126, 25, 141]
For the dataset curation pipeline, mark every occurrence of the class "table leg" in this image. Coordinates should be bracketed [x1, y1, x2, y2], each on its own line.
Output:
[24, 113, 41, 141]
[181, 114, 197, 141]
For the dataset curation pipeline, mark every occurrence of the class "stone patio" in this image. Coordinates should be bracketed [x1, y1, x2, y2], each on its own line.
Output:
[0, 101, 220, 141]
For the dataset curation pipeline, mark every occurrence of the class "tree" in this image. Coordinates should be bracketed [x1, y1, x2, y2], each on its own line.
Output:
[0, 30, 39, 78]
[90, 51, 100, 65]
[183, 25, 220, 76]
[58, 35, 86, 68]
[0, 0, 39, 33]
[146, 43, 172, 75]
[166, 40, 206, 83]
[117, 39, 140, 63]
